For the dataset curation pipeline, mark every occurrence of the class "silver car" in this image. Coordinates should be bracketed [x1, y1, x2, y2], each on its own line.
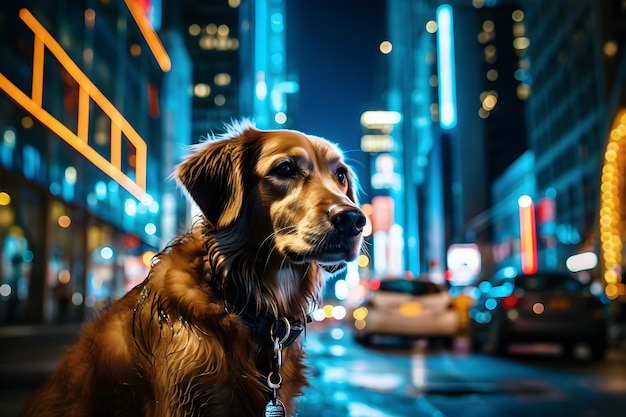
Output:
[354, 279, 460, 345]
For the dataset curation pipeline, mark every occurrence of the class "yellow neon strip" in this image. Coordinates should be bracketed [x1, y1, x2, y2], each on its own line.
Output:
[123, 0, 171, 72]
[0, 8, 148, 200]
[135, 144, 146, 190]
[32, 35, 44, 106]
[600, 108, 626, 294]
[77, 85, 90, 141]
[111, 122, 122, 170]
[18, 10, 144, 147]
[0, 73, 146, 200]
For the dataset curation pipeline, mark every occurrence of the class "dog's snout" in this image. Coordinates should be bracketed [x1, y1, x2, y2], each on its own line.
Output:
[329, 208, 366, 237]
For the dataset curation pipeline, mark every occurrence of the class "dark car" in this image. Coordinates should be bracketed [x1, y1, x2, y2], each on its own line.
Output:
[469, 268, 607, 359]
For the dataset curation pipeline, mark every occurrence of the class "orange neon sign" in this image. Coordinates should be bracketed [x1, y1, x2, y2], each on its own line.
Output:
[124, 0, 171, 72]
[518, 195, 538, 274]
[0, 8, 148, 200]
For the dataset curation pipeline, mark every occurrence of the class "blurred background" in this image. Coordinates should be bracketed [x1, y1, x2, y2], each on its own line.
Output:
[1, 0, 626, 416]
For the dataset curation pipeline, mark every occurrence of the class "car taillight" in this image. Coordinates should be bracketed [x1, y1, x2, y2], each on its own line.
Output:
[502, 294, 518, 309]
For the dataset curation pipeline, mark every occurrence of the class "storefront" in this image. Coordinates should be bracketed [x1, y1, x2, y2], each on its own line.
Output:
[0, 165, 156, 324]
[0, 0, 190, 324]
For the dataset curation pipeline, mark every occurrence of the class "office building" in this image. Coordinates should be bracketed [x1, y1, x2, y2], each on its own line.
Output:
[0, 0, 191, 324]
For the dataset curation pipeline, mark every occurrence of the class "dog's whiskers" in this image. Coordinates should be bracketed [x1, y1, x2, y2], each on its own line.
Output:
[255, 226, 297, 271]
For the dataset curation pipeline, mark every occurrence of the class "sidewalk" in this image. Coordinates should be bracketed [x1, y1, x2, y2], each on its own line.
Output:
[0, 324, 82, 417]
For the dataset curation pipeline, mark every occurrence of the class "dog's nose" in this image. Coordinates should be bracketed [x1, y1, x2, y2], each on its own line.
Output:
[329, 208, 366, 237]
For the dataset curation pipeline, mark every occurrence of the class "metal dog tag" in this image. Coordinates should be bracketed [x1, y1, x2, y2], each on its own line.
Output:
[264, 399, 286, 417]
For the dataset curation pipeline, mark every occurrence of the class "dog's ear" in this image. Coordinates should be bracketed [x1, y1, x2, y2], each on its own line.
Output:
[175, 138, 244, 228]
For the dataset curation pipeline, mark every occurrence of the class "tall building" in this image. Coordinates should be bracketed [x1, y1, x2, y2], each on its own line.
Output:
[176, 0, 241, 140]
[515, 0, 626, 299]
[384, 0, 527, 282]
[0, 0, 191, 324]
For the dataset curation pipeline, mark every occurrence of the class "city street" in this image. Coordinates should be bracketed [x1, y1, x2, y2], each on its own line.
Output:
[1, 321, 625, 417]
[296, 322, 626, 416]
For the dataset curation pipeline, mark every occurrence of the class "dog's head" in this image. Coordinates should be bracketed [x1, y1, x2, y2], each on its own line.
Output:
[176, 121, 365, 278]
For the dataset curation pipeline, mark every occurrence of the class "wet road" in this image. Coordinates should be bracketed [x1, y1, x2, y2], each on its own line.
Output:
[1, 322, 625, 417]
[295, 322, 626, 417]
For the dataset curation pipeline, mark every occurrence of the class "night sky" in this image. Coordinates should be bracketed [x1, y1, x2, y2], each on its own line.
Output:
[286, 1, 388, 200]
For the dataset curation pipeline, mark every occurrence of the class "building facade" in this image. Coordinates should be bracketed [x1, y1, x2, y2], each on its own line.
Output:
[384, 0, 527, 282]
[0, 0, 191, 324]
[518, 0, 626, 298]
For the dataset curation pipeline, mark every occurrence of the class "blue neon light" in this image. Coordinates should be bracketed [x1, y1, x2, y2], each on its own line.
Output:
[436, 4, 457, 129]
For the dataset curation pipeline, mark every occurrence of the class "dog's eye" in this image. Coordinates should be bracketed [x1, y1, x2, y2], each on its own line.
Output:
[336, 167, 348, 185]
[273, 161, 298, 178]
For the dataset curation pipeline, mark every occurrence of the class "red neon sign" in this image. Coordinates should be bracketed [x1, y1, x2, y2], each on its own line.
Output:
[518, 195, 538, 274]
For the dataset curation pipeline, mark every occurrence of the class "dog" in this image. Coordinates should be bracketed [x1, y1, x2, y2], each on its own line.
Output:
[20, 120, 365, 417]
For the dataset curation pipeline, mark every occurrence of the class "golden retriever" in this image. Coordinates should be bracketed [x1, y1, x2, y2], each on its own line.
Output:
[20, 121, 365, 417]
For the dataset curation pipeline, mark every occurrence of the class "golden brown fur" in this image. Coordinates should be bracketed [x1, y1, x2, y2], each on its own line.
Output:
[20, 121, 365, 417]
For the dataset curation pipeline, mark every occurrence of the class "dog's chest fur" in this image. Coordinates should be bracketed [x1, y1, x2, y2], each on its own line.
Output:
[21, 230, 308, 417]
[127, 231, 309, 416]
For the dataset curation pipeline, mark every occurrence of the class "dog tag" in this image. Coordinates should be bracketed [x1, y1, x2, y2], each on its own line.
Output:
[264, 399, 286, 417]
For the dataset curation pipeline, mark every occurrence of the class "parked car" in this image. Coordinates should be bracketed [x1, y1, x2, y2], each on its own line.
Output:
[469, 268, 608, 359]
[353, 278, 460, 345]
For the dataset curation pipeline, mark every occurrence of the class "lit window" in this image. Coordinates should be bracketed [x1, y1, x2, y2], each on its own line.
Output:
[21, 116, 34, 128]
[199, 36, 215, 50]
[513, 37, 530, 50]
[84, 9, 96, 29]
[517, 84, 531, 100]
[472, 0, 485, 8]
[603, 41, 618, 58]
[486, 69, 498, 81]
[379, 40, 393, 54]
[125, 198, 137, 216]
[65, 166, 77, 185]
[188, 24, 201, 36]
[58, 215, 71, 228]
[145, 223, 157, 235]
[217, 24, 229, 37]
[214, 94, 226, 106]
[214, 73, 231, 86]
[0, 192, 10, 206]
[100, 247, 114, 260]
[274, 112, 287, 125]
[477, 32, 490, 44]
[482, 94, 497, 111]
[513, 23, 525, 37]
[3, 128, 16, 148]
[482, 20, 494, 32]
[130, 43, 141, 57]
[206, 24, 217, 35]
[193, 83, 211, 98]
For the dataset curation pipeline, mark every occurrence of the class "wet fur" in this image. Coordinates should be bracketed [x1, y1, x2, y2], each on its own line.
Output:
[20, 121, 363, 417]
